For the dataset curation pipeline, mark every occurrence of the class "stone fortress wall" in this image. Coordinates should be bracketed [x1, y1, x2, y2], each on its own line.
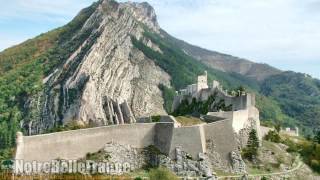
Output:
[16, 123, 164, 162]
[16, 116, 242, 168]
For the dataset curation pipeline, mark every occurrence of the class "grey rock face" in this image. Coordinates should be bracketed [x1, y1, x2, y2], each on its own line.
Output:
[230, 151, 246, 174]
[160, 147, 216, 179]
[102, 142, 147, 171]
[205, 139, 229, 172]
[26, 0, 171, 134]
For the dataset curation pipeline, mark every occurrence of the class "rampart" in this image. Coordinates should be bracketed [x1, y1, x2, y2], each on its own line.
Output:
[16, 123, 169, 162]
[15, 117, 250, 166]
[172, 87, 255, 112]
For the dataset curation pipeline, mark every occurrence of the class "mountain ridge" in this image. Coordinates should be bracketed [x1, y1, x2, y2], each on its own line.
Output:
[159, 30, 282, 81]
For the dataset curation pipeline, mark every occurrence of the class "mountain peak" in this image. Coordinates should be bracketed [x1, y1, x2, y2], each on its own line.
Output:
[97, 0, 159, 32]
[124, 1, 159, 31]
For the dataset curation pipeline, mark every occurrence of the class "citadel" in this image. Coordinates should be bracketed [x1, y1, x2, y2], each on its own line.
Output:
[15, 71, 262, 178]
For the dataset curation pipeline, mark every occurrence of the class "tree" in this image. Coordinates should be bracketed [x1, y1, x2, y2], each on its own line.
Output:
[242, 129, 260, 161]
[264, 130, 281, 143]
[315, 131, 320, 144]
[275, 123, 281, 133]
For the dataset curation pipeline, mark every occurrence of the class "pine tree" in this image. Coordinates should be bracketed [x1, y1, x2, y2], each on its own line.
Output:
[315, 131, 320, 144]
[242, 129, 260, 161]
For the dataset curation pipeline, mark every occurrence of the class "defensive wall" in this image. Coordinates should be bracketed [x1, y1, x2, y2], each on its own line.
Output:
[173, 87, 256, 112]
[206, 107, 261, 140]
[16, 123, 165, 162]
[15, 116, 250, 166]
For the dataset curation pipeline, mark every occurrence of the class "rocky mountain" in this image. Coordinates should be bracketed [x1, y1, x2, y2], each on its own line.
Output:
[26, 0, 175, 134]
[0, 0, 319, 145]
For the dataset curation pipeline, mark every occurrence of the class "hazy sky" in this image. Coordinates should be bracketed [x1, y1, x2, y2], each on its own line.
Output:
[0, 0, 319, 78]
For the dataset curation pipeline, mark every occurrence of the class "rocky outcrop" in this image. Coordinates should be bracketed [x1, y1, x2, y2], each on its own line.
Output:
[101, 142, 147, 172]
[230, 151, 246, 174]
[25, 0, 171, 134]
[160, 147, 216, 179]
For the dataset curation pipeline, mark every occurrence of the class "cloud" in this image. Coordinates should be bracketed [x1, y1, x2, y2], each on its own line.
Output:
[0, 0, 95, 51]
[0, 0, 94, 23]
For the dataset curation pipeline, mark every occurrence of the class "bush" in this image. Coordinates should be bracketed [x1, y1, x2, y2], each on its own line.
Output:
[148, 167, 179, 180]
[264, 130, 281, 143]
[151, 116, 161, 123]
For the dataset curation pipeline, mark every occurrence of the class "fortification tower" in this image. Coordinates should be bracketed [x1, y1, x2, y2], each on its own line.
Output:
[197, 71, 208, 92]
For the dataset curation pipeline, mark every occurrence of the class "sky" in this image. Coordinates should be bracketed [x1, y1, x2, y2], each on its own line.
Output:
[0, 0, 319, 79]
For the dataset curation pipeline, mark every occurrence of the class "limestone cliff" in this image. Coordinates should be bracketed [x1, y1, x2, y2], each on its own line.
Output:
[25, 0, 171, 134]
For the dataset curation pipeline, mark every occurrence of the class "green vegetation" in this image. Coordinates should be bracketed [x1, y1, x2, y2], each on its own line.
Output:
[282, 136, 320, 173]
[172, 94, 232, 117]
[264, 125, 281, 143]
[151, 115, 161, 123]
[264, 130, 281, 143]
[255, 95, 295, 127]
[47, 121, 94, 133]
[263, 129, 320, 173]
[242, 129, 260, 161]
[175, 116, 204, 126]
[158, 84, 176, 113]
[261, 72, 320, 135]
[148, 167, 179, 180]
[315, 131, 320, 144]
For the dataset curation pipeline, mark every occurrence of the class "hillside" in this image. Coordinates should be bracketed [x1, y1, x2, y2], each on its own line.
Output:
[0, 0, 319, 158]
[261, 72, 320, 134]
[163, 31, 282, 81]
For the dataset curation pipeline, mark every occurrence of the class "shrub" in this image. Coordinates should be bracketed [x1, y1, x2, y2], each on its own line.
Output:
[151, 116, 161, 123]
[264, 130, 281, 143]
[148, 167, 179, 180]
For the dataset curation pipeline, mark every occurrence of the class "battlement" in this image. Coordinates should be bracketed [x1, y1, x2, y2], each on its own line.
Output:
[15, 117, 238, 165]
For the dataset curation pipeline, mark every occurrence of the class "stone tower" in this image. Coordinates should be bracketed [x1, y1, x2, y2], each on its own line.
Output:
[197, 71, 208, 92]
